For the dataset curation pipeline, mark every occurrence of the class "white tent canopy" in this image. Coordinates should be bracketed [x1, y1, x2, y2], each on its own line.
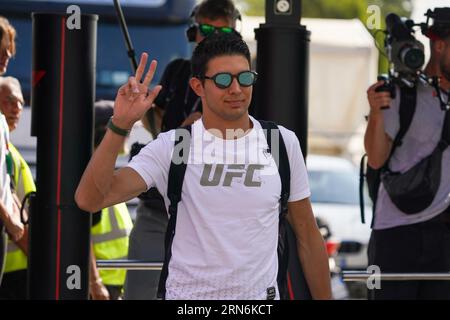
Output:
[241, 16, 378, 161]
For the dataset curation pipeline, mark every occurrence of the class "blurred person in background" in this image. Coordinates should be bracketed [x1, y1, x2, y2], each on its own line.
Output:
[89, 101, 133, 300]
[0, 77, 32, 299]
[0, 16, 23, 287]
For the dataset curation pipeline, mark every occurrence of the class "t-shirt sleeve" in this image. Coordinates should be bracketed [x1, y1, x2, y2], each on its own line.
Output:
[383, 85, 401, 140]
[127, 131, 172, 193]
[279, 126, 311, 202]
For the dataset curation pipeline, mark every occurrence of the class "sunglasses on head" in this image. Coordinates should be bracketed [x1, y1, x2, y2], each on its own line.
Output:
[201, 71, 258, 89]
[197, 23, 234, 37]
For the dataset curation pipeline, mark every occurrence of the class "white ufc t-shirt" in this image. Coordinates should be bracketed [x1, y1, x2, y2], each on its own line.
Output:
[128, 116, 310, 299]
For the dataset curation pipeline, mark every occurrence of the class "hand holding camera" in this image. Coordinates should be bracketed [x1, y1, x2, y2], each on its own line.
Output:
[368, 80, 393, 113]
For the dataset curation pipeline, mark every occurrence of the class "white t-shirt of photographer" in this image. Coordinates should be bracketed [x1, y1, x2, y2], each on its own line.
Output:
[376, 82, 450, 229]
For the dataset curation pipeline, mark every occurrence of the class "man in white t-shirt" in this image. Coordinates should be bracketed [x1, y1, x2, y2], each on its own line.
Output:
[76, 34, 331, 300]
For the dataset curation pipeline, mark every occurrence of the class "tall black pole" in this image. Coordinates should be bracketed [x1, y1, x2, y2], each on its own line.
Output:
[113, 0, 138, 73]
[254, 0, 312, 299]
[28, 13, 98, 299]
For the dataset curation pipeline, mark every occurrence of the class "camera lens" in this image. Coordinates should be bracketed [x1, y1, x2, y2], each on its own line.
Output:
[400, 47, 425, 70]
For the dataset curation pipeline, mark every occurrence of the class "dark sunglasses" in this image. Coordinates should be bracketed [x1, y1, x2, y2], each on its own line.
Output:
[197, 23, 234, 37]
[202, 71, 258, 89]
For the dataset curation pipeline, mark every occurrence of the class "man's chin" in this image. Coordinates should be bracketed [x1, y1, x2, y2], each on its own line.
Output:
[221, 109, 248, 122]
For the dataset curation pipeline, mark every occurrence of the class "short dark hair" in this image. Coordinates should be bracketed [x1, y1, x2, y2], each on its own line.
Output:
[191, 33, 251, 78]
[195, 0, 240, 24]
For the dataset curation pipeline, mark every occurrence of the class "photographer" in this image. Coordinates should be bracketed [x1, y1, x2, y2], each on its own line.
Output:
[364, 8, 450, 300]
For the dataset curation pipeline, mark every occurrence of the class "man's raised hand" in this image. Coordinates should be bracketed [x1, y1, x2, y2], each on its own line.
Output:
[113, 53, 162, 129]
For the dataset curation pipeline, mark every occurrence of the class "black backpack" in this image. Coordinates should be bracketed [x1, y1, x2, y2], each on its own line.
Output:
[359, 86, 417, 226]
[156, 120, 296, 300]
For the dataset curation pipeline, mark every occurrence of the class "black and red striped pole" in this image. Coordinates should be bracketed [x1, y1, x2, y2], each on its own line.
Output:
[28, 12, 97, 299]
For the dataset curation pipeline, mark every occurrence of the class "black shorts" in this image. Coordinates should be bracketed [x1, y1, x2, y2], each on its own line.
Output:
[368, 211, 450, 300]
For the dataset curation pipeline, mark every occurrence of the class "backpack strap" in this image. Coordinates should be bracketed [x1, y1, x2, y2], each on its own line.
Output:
[359, 154, 368, 224]
[359, 85, 417, 226]
[438, 104, 450, 148]
[383, 85, 417, 170]
[157, 125, 192, 300]
[259, 120, 290, 218]
[258, 120, 292, 299]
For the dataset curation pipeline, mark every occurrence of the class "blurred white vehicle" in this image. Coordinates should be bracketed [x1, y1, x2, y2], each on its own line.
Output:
[307, 154, 372, 271]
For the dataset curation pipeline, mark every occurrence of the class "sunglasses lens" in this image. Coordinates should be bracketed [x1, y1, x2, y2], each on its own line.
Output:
[238, 72, 255, 86]
[199, 24, 215, 36]
[199, 25, 234, 37]
[220, 27, 233, 34]
[214, 73, 232, 88]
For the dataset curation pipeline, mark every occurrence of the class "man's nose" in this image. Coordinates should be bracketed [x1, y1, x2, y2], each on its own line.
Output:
[228, 77, 242, 94]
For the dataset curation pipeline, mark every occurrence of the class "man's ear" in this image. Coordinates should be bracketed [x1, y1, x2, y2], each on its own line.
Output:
[189, 77, 205, 98]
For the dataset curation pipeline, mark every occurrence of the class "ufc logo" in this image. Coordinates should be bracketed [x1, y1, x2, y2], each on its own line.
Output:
[200, 164, 264, 187]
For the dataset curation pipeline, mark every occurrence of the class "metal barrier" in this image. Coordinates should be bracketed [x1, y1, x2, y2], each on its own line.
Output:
[97, 260, 163, 271]
[96, 262, 450, 282]
[343, 271, 450, 282]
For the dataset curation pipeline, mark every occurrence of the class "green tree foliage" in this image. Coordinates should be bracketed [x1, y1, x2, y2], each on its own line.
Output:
[302, 0, 367, 19]
[237, 0, 411, 20]
[236, 0, 413, 72]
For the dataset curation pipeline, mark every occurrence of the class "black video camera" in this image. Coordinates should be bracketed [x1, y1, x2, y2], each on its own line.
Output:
[375, 13, 425, 100]
[385, 13, 425, 81]
[376, 8, 450, 110]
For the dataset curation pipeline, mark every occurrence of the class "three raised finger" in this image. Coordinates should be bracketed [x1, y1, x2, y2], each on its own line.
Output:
[145, 85, 163, 104]
[135, 53, 148, 83]
[142, 60, 158, 88]
[128, 76, 139, 94]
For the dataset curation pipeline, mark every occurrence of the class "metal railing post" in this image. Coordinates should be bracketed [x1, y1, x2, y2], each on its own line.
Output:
[97, 260, 163, 271]
[343, 271, 450, 282]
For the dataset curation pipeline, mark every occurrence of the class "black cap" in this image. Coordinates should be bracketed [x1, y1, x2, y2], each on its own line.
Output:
[425, 7, 450, 40]
[94, 100, 114, 129]
[94, 100, 114, 147]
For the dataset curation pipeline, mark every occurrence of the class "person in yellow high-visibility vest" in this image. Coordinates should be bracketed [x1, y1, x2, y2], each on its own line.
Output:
[91, 203, 133, 300]
[89, 100, 133, 300]
[0, 76, 31, 299]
